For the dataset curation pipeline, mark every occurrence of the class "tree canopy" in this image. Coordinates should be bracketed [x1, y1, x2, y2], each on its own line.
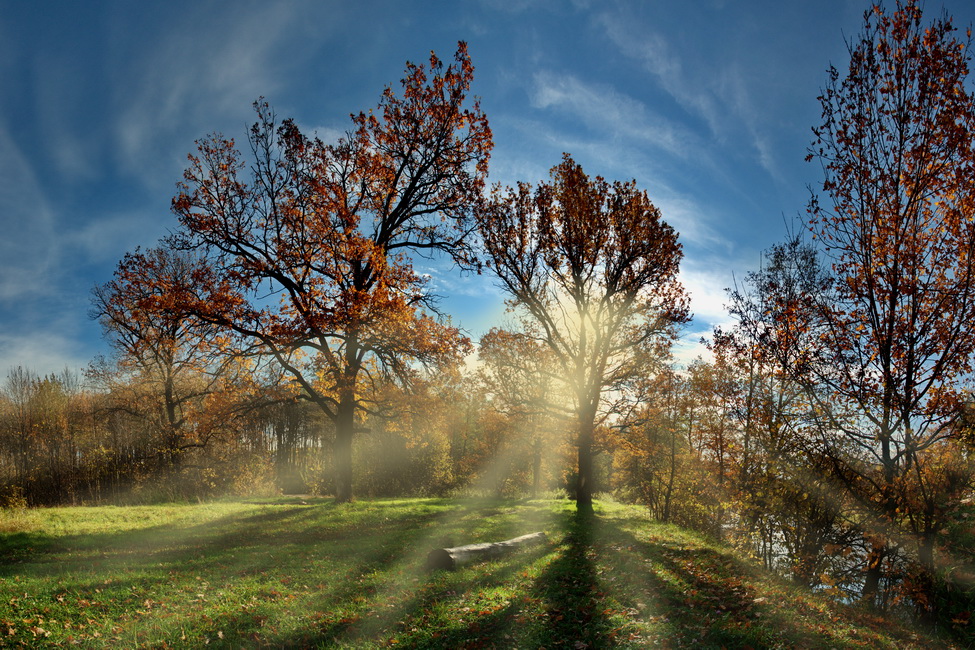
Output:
[478, 154, 689, 512]
[159, 42, 492, 502]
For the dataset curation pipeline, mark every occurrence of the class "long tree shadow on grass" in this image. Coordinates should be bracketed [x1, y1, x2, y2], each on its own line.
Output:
[312, 542, 555, 648]
[305, 501, 558, 648]
[245, 499, 553, 648]
[604, 522, 784, 648]
[0, 499, 457, 647]
[528, 509, 619, 647]
[1, 499, 450, 576]
[0, 529, 58, 568]
[310, 505, 621, 649]
[0, 504, 322, 577]
[349, 506, 929, 649]
[594, 513, 924, 648]
[4, 500, 933, 648]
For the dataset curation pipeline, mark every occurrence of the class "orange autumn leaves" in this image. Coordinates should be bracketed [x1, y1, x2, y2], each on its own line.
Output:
[478, 155, 690, 511]
[125, 43, 491, 502]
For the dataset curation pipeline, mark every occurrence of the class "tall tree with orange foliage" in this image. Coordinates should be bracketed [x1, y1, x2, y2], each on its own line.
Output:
[159, 43, 491, 502]
[801, 0, 975, 607]
[92, 248, 239, 476]
[478, 155, 689, 514]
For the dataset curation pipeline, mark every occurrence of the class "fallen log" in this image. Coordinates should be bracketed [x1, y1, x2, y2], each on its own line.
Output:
[426, 532, 547, 571]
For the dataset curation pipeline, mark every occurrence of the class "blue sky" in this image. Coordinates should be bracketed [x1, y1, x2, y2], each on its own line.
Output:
[2, 0, 973, 378]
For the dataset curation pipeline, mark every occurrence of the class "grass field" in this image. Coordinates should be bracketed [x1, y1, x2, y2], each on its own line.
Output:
[0, 496, 951, 648]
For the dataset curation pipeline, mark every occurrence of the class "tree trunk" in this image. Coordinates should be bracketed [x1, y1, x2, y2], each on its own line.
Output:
[861, 541, 886, 607]
[918, 533, 935, 576]
[426, 532, 547, 570]
[334, 394, 355, 504]
[531, 436, 542, 499]
[576, 416, 595, 515]
[663, 426, 676, 523]
[163, 373, 183, 472]
[916, 531, 937, 620]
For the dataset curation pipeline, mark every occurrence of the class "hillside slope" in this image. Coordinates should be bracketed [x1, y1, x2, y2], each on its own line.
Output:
[0, 497, 955, 648]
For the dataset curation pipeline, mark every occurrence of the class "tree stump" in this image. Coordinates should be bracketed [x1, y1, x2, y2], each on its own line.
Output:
[426, 532, 547, 571]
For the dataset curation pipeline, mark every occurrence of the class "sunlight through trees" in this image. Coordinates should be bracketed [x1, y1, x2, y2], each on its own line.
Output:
[477, 154, 690, 513]
[5, 0, 975, 640]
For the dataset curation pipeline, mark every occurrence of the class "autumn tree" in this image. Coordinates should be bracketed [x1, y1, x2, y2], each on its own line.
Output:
[1, 367, 37, 495]
[613, 367, 698, 525]
[0, 368, 94, 505]
[161, 43, 491, 502]
[718, 247, 862, 587]
[244, 380, 327, 494]
[439, 370, 492, 488]
[796, 0, 975, 608]
[478, 155, 689, 513]
[343, 362, 464, 498]
[478, 327, 566, 497]
[91, 247, 241, 480]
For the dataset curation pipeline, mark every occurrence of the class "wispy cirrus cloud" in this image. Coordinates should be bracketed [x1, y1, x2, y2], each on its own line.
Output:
[530, 71, 703, 161]
[0, 131, 95, 376]
[66, 208, 170, 265]
[0, 127, 58, 301]
[597, 18, 722, 131]
[0, 320, 95, 379]
[496, 110, 733, 257]
[597, 12, 782, 179]
[110, 2, 304, 189]
[478, 0, 592, 13]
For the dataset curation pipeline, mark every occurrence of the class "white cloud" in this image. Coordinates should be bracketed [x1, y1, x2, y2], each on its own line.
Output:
[669, 255, 744, 369]
[0, 329, 92, 380]
[651, 194, 733, 255]
[420, 264, 505, 301]
[483, 141, 553, 189]
[497, 112, 690, 195]
[717, 62, 784, 180]
[30, 49, 104, 185]
[514, 73, 749, 258]
[0, 127, 58, 301]
[672, 333, 712, 367]
[66, 209, 169, 264]
[598, 16, 722, 134]
[111, 3, 302, 189]
[304, 125, 346, 146]
[530, 71, 699, 160]
[478, 0, 542, 13]
[678, 261, 734, 328]
[597, 12, 781, 179]
[495, 118, 737, 266]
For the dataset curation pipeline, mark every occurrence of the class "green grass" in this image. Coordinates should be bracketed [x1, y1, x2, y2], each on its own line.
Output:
[0, 496, 950, 648]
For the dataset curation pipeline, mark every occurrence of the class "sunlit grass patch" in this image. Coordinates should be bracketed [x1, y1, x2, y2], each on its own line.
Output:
[0, 497, 951, 648]
[0, 508, 41, 535]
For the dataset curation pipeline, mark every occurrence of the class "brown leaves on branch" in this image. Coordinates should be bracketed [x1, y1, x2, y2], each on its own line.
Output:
[720, 0, 975, 610]
[149, 42, 491, 501]
[807, 0, 975, 454]
[477, 154, 689, 511]
[479, 154, 689, 378]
